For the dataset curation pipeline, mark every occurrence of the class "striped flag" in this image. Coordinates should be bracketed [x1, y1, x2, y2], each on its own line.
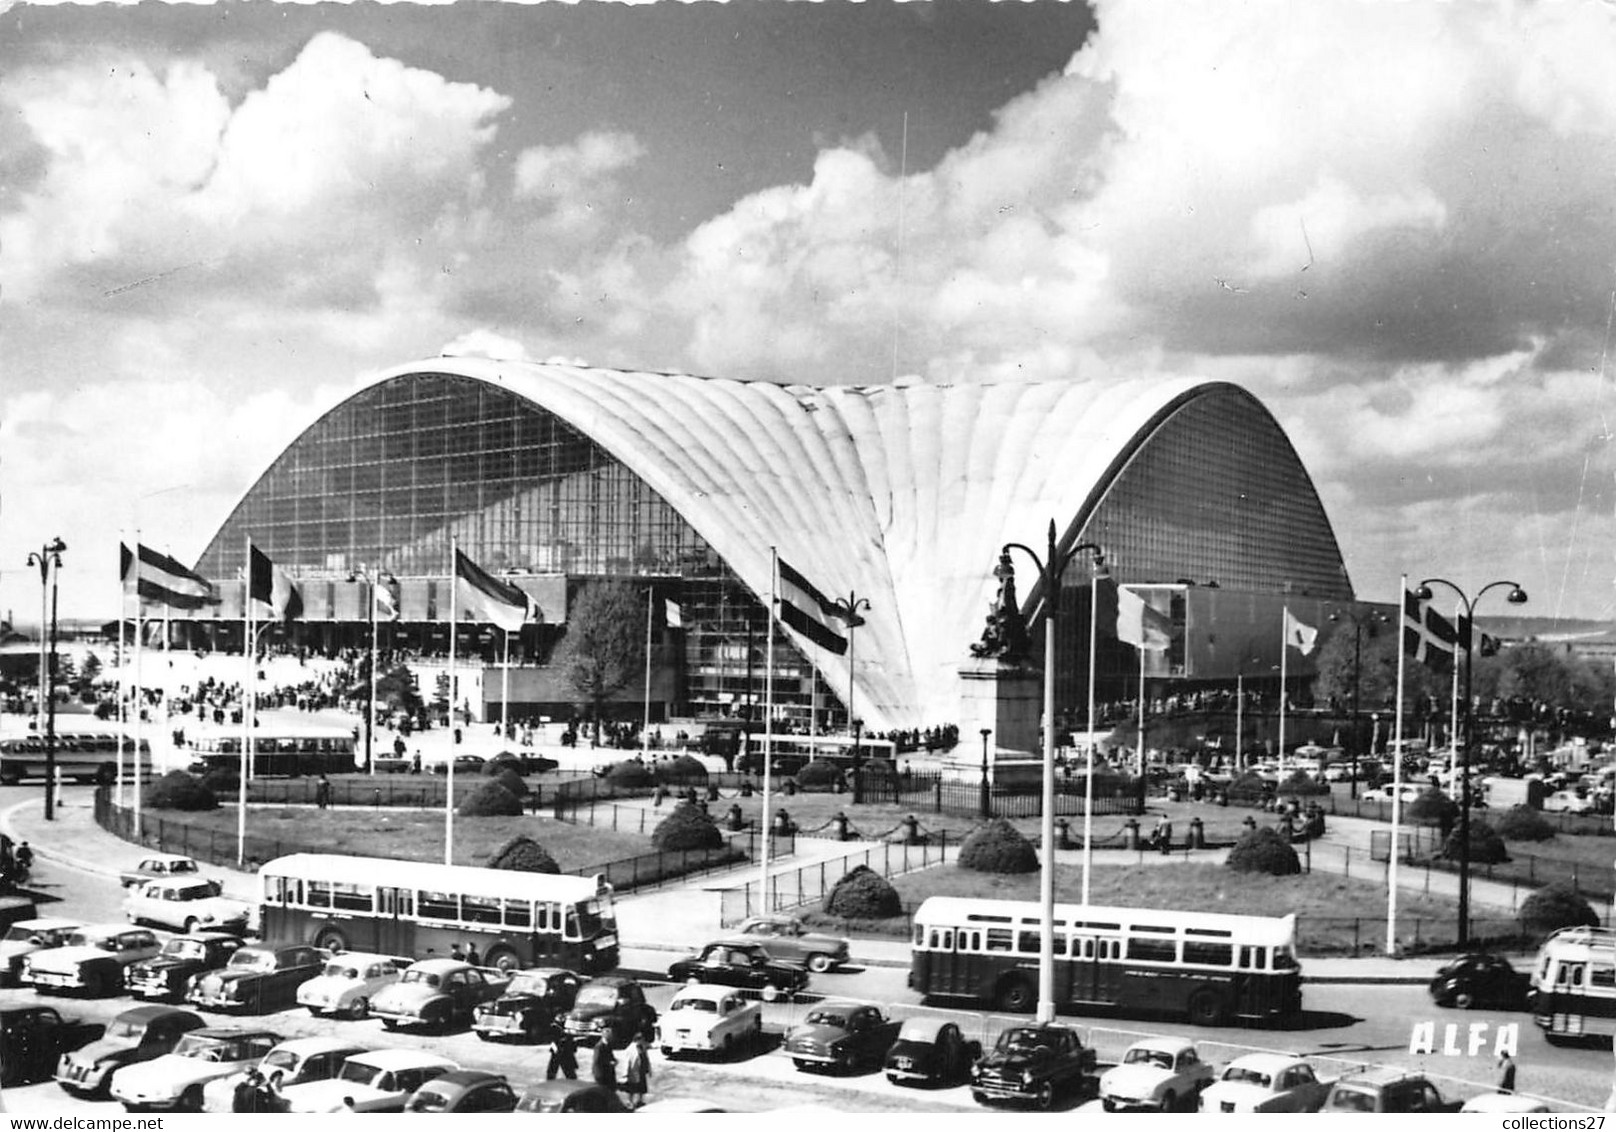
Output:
[1458, 615, 1501, 658]
[1283, 607, 1318, 655]
[777, 558, 848, 655]
[454, 549, 533, 632]
[374, 573, 402, 621]
[1403, 589, 1459, 674]
[1116, 586, 1172, 650]
[120, 543, 218, 609]
[249, 544, 304, 625]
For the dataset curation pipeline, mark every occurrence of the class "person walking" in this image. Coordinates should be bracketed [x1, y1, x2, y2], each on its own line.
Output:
[622, 1034, 651, 1110]
[463, 942, 480, 967]
[590, 1035, 617, 1098]
[546, 1032, 578, 1081]
[234, 1069, 264, 1113]
[316, 775, 332, 809]
[1497, 1050, 1516, 1094]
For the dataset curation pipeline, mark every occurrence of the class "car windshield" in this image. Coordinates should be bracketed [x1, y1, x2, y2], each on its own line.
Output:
[672, 998, 718, 1013]
[339, 1061, 386, 1087]
[1002, 1029, 1052, 1051]
[804, 1010, 846, 1028]
[263, 1050, 300, 1070]
[507, 973, 547, 995]
[107, 1020, 148, 1039]
[66, 932, 117, 951]
[405, 1089, 450, 1113]
[3, 926, 40, 943]
[401, 969, 441, 987]
[323, 962, 362, 979]
[574, 986, 619, 1008]
[1124, 1048, 1174, 1069]
[164, 939, 208, 960]
[1325, 1088, 1377, 1112]
[174, 1036, 228, 1060]
[229, 951, 277, 973]
[1223, 1067, 1272, 1087]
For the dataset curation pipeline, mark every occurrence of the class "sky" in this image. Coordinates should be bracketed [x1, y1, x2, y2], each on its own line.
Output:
[2, 0, 1614, 629]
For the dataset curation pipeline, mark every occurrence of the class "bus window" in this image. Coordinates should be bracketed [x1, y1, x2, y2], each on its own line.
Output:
[503, 900, 532, 929]
[1273, 947, 1298, 970]
[1557, 962, 1585, 988]
[1017, 931, 1040, 953]
[1184, 942, 1233, 966]
[332, 882, 373, 913]
[929, 928, 953, 950]
[985, 929, 1013, 953]
[914, 924, 926, 947]
[1127, 938, 1177, 963]
[462, 896, 502, 925]
[564, 907, 581, 940]
[419, 891, 459, 921]
[1593, 966, 1615, 990]
[305, 880, 333, 909]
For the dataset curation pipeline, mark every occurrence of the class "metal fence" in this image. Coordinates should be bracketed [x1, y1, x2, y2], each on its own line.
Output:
[719, 836, 953, 926]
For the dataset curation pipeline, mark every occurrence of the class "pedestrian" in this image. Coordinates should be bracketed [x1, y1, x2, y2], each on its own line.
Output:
[622, 1034, 651, 1110]
[464, 942, 480, 967]
[590, 1035, 617, 1095]
[234, 1069, 264, 1113]
[316, 775, 332, 809]
[449, 943, 464, 962]
[1497, 1050, 1516, 1094]
[15, 841, 33, 875]
[546, 1032, 578, 1080]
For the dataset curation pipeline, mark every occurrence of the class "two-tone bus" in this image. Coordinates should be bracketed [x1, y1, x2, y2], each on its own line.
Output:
[188, 730, 357, 778]
[908, 896, 1303, 1026]
[0, 732, 153, 785]
[1527, 925, 1616, 1042]
[259, 853, 619, 974]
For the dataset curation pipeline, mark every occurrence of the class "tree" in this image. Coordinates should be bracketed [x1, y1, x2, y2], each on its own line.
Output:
[1311, 619, 1444, 713]
[78, 652, 103, 696]
[550, 580, 643, 742]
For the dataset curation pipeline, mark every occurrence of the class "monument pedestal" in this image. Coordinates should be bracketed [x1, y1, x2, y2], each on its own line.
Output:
[954, 657, 1044, 787]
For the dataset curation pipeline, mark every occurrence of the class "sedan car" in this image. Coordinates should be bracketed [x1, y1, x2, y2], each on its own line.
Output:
[403, 1068, 518, 1113]
[657, 983, 762, 1060]
[126, 933, 246, 1003]
[1429, 952, 1531, 1011]
[55, 1006, 206, 1098]
[119, 854, 202, 889]
[1200, 1053, 1331, 1113]
[279, 1048, 458, 1113]
[720, 914, 851, 973]
[1543, 790, 1594, 814]
[515, 1080, 630, 1113]
[783, 1000, 901, 1074]
[883, 1015, 980, 1088]
[186, 944, 327, 1013]
[203, 1035, 371, 1112]
[110, 1027, 282, 1112]
[472, 967, 583, 1043]
[23, 924, 163, 996]
[0, 918, 82, 986]
[667, 941, 809, 999]
[0, 1006, 104, 1087]
[296, 952, 411, 1020]
[124, 877, 251, 934]
[369, 958, 510, 1033]
[1098, 1035, 1215, 1112]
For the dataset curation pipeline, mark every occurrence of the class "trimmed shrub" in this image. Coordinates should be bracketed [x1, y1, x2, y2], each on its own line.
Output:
[823, 864, 902, 919]
[458, 780, 523, 817]
[653, 755, 709, 785]
[199, 766, 240, 794]
[1277, 769, 1329, 797]
[486, 835, 560, 874]
[1225, 826, 1301, 876]
[1406, 789, 1458, 827]
[651, 800, 725, 852]
[1519, 883, 1599, 938]
[1493, 805, 1556, 843]
[957, 817, 1039, 874]
[490, 767, 528, 798]
[144, 770, 219, 812]
[1226, 771, 1270, 802]
[603, 760, 655, 788]
[1442, 819, 1509, 865]
[794, 759, 846, 793]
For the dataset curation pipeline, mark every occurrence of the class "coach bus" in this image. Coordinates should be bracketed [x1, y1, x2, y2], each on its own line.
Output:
[259, 853, 619, 974]
[0, 732, 153, 785]
[1527, 925, 1616, 1042]
[188, 729, 357, 778]
[908, 896, 1303, 1026]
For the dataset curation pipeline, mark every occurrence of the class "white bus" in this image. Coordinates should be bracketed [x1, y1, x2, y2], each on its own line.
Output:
[909, 896, 1303, 1026]
[1527, 925, 1616, 1042]
[259, 854, 619, 974]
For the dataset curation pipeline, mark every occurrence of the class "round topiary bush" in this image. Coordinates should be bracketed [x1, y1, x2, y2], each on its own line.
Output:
[1519, 883, 1599, 938]
[486, 835, 560, 874]
[957, 817, 1039, 874]
[144, 770, 219, 812]
[653, 755, 709, 785]
[489, 767, 528, 798]
[458, 780, 523, 817]
[1494, 805, 1556, 842]
[1406, 788, 1458, 826]
[1225, 826, 1301, 876]
[199, 766, 240, 794]
[823, 864, 902, 919]
[1443, 819, 1509, 865]
[1277, 769, 1329, 797]
[603, 760, 655, 788]
[1226, 771, 1269, 802]
[794, 759, 846, 793]
[651, 800, 725, 852]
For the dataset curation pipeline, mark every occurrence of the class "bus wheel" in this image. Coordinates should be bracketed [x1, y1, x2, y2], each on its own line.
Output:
[97, 763, 117, 785]
[485, 946, 520, 974]
[1453, 992, 1474, 1009]
[315, 927, 348, 954]
[1187, 989, 1226, 1027]
[806, 953, 833, 974]
[994, 976, 1034, 1013]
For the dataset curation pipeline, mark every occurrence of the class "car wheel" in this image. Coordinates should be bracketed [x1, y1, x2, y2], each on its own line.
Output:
[1161, 1090, 1177, 1113]
[315, 927, 348, 954]
[1188, 988, 1227, 1026]
[1035, 1081, 1056, 1111]
[485, 946, 520, 973]
[1454, 991, 1475, 1009]
[1102, 1098, 1117, 1113]
[183, 918, 199, 935]
[994, 976, 1035, 1013]
[346, 996, 370, 1021]
[179, 1086, 204, 1113]
[806, 953, 833, 974]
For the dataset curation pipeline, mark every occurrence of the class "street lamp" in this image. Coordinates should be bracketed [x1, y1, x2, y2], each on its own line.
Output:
[1413, 577, 1527, 947]
[979, 727, 993, 820]
[26, 538, 66, 821]
[1328, 608, 1390, 800]
[851, 718, 864, 804]
[1001, 519, 1103, 1025]
[833, 593, 872, 733]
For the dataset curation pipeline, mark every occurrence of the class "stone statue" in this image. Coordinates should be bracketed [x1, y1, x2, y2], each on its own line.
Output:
[971, 550, 1031, 662]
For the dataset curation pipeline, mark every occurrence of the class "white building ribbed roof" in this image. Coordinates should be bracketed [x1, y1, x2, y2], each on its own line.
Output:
[365, 357, 1221, 729]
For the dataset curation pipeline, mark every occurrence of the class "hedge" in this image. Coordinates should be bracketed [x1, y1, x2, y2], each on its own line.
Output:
[144, 771, 219, 812]
[1226, 826, 1300, 876]
[651, 801, 724, 852]
[957, 817, 1039, 874]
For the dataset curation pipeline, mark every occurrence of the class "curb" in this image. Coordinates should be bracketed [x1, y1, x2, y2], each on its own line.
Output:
[0, 798, 117, 881]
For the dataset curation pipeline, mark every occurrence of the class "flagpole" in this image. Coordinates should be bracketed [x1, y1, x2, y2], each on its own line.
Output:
[642, 587, 654, 751]
[1449, 602, 1461, 775]
[368, 570, 379, 775]
[117, 545, 128, 810]
[502, 629, 512, 746]
[758, 549, 777, 916]
[1278, 608, 1290, 781]
[1136, 644, 1146, 779]
[1389, 575, 1409, 955]
[133, 532, 145, 842]
[1081, 565, 1099, 906]
[239, 537, 252, 867]
[447, 538, 457, 867]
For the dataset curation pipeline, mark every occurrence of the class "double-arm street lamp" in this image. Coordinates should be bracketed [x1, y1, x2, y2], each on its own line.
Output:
[26, 538, 67, 821]
[1001, 520, 1103, 1024]
[1328, 608, 1390, 800]
[1413, 577, 1527, 948]
[834, 593, 872, 802]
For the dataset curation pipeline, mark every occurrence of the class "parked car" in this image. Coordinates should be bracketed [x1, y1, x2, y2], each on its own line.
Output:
[486, 751, 559, 775]
[969, 1023, 1094, 1109]
[23, 923, 162, 996]
[124, 877, 251, 935]
[119, 853, 202, 889]
[54, 1006, 206, 1098]
[279, 1048, 458, 1113]
[1320, 1067, 1460, 1113]
[1543, 789, 1594, 814]
[0, 1005, 105, 1087]
[884, 1015, 982, 1089]
[515, 1080, 631, 1113]
[296, 952, 411, 1021]
[186, 944, 327, 1013]
[110, 1027, 282, 1112]
[667, 941, 810, 998]
[720, 914, 851, 973]
[369, 958, 511, 1033]
[403, 1068, 519, 1113]
[126, 934, 246, 1003]
[1098, 1035, 1216, 1112]
[1200, 1053, 1331, 1113]
[562, 975, 659, 1048]
[1428, 951, 1531, 1011]
[472, 967, 583, 1043]
[657, 983, 762, 1060]
[0, 918, 82, 986]
[1460, 1092, 1553, 1113]
[203, 1035, 370, 1112]
[432, 755, 486, 776]
[784, 1000, 902, 1074]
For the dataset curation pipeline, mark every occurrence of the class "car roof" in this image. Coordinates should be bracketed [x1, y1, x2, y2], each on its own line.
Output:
[191, 1028, 282, 1041]
[807, 999, 874, 1012]
[1335, 1065, 1425, 1087]
[520, 1080, 603, 1098]
[320, 952, 405, 967]
[11, 917, 81, 931]
[671, 983, 737, 1001]
[1225, 1052, 1304, 1072]
[137, 854, 197, 865]
[407, 957, 470, 973]
[896, 1015, 955, 1040]
[174, 931, 242, 943]
[581, 974, 636, 987]
[351, 1048, 457, 1071]
[1129, 1034, 1196, 1053]
[72, 922, 149, 937]
[426, 1069, 505, 1089]
[269, 1036, 371, 1056]
[113, 1005, 202, 1025]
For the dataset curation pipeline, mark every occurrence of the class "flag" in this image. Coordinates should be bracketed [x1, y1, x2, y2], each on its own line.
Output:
[249, 544, 304, 626]
[454, 549, 533, 632]
[1116, 586, 1172, 650]
[1458, 616, 1502, 658]
[665, 599, 683, 629]
[374, 573, 402, 622]
[1403, 589, 1459, 674]
[776, 558, 848, 655]
[120, 543, 218, 609]
[1282, 607, 1318, 656]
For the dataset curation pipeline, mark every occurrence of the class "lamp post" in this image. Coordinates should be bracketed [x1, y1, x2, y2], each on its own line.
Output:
[851, 718, 865, 804]
[1413, 577, 1527, 947]
[26, 539, 66, 821]
[1329, 608, 1390, 800]
[979, 727, 993, 819]
[834, 593, 871, 732]
[1001, 519, 1103, 1024]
